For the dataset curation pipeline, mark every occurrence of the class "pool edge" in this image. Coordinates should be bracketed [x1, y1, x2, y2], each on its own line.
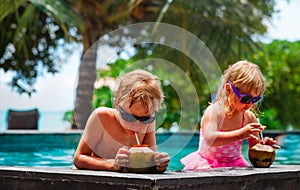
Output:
[1, 165, 300, 189]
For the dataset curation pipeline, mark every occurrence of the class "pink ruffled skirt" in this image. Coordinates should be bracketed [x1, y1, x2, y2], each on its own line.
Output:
[180, 151, 249, 170]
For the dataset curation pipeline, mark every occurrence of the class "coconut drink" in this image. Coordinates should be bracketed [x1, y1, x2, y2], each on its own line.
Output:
[248, 143, 275, 168]
[127, 145, 156, 173]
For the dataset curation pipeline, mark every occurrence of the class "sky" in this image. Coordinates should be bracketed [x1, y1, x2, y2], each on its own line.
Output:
[0, 51, 80, 112]
[264, 0, 300, 42]
[0, 0, 300, 112]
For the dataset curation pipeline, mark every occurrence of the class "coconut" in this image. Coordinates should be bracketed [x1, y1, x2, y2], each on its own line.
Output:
[248, 143, 275, 168]
[127, 145, 156, 173]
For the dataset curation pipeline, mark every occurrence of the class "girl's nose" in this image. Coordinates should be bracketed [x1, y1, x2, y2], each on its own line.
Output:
[245, 102, 254, 108]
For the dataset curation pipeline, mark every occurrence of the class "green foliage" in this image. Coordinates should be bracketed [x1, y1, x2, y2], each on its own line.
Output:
[0, 0, 81, 95]
[4, 0, 295, 131]
[93, 86, 113, 109]
[63, 110, 74, 124]
[159, 83, 181, 130]
[1, 0, 278, 95]
[96, 59, 128, 79]
[259, 108, 281, 130]
[247, 40, 300, 129]
[92, 40, 300, 131]
[94, 57, 183, 130]
[161, 0, 277, 66]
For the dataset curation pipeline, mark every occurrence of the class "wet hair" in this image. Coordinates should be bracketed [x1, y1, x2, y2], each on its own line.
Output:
[113, 69, 163, 113]
[214, 60, 266, 117]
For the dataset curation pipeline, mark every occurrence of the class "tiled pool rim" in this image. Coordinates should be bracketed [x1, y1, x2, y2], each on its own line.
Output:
[1, 165, 300, 189]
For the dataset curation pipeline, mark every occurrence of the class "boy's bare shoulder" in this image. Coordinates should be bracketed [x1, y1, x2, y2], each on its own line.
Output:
[93, 107, 116, 118]
[94, 107, 114, 112]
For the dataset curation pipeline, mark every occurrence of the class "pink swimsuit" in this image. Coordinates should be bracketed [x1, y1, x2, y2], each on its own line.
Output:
[181, 114, 249, 169]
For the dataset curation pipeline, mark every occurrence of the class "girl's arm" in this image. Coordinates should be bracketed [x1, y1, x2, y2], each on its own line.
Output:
[201, 104, 241, 146]
[201, 105, 263, 147]
[246, 111, 262, 148]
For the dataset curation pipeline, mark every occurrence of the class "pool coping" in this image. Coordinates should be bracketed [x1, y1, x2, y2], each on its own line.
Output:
[1, 165, 300, 189]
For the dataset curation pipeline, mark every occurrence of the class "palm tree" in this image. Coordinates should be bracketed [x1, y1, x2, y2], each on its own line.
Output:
[0, 0, 162, 129]
[0, 0, 278, 130]
[0, 0, 82, 95]
[72, 1, 163, 129]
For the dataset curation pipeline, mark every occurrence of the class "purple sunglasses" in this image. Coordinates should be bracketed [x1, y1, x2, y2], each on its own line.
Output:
[228, 81, 263, 104]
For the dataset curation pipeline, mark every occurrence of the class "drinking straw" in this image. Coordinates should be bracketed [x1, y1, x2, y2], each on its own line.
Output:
[135, 132, 140, 145]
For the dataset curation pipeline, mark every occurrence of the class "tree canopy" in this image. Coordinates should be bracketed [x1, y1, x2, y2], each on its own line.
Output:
[0, 0, 82, 95]
[248, 40, 300, 129]
[3, 0, 297, 130]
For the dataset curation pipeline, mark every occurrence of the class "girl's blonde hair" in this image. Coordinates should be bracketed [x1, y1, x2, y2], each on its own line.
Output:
[214, 60, 266, 117]
[113, 69, 163, 113]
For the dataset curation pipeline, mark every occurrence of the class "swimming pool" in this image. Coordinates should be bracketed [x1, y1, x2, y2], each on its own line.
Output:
[0, 131, 299, 170]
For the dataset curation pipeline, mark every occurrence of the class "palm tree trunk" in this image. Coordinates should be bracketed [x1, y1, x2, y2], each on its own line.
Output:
[73, 45, 97, 129]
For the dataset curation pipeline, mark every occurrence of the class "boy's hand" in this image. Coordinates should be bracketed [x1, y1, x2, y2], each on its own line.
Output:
[154, 152, 170, 173]
[115, 146, 130, 170]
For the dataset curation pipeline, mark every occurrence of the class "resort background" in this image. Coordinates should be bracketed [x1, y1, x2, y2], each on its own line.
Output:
[0, 110, 69, 132]
[1, 0, 300, 132]
[1, 1, 300, 173]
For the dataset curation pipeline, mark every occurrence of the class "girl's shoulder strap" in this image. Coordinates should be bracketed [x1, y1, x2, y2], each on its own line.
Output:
[241, 113, 246, 127]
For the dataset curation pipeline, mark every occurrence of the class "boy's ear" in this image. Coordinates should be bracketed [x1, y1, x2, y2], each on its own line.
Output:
[113, 98, 118, 109]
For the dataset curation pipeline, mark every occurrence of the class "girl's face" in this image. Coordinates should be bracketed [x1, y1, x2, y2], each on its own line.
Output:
[117, 101, 155, 135]
[227, 83, 262, 113]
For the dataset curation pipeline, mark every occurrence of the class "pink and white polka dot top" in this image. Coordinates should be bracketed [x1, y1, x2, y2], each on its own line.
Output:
[181, 113, 249, 169]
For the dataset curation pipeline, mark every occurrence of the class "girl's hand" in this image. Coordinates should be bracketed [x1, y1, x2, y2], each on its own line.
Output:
[262, 137, 281, 149]
[154, 152, 170, 173]
[241, 123, 265, 140]
[114, 146, 130, 171]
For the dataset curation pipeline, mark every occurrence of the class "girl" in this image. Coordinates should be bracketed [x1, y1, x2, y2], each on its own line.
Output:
[181, 60, 279, 169]
[73, 69, 170, 172]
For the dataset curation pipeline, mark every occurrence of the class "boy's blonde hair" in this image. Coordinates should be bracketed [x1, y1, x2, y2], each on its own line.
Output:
[214, 60, 266, 117]
[114, 69, 163, 113]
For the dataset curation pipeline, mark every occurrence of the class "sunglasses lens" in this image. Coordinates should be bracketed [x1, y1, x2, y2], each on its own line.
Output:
[240, 96, 253, 104]
[119, 105, 155, 124]
[122, 112, 136, 122]
[253, 96, 263, 103]
[140, 116, 156, 124]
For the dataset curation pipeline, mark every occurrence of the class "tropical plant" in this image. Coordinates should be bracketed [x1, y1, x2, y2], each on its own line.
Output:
[1, 0, 281, 130]
[0, 0, 81, 95]
[247, 40, 300, 129]
[72, 1, 163, 129]
[0, 0, 162, 129]
[90, 0, 279, 131]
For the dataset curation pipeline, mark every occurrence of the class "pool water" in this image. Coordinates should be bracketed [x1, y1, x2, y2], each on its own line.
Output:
[0, 132, 299, 170]
[157, 132, 300, 170]
[0, 133, 79, 168]
[274, 133, 300, 165]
